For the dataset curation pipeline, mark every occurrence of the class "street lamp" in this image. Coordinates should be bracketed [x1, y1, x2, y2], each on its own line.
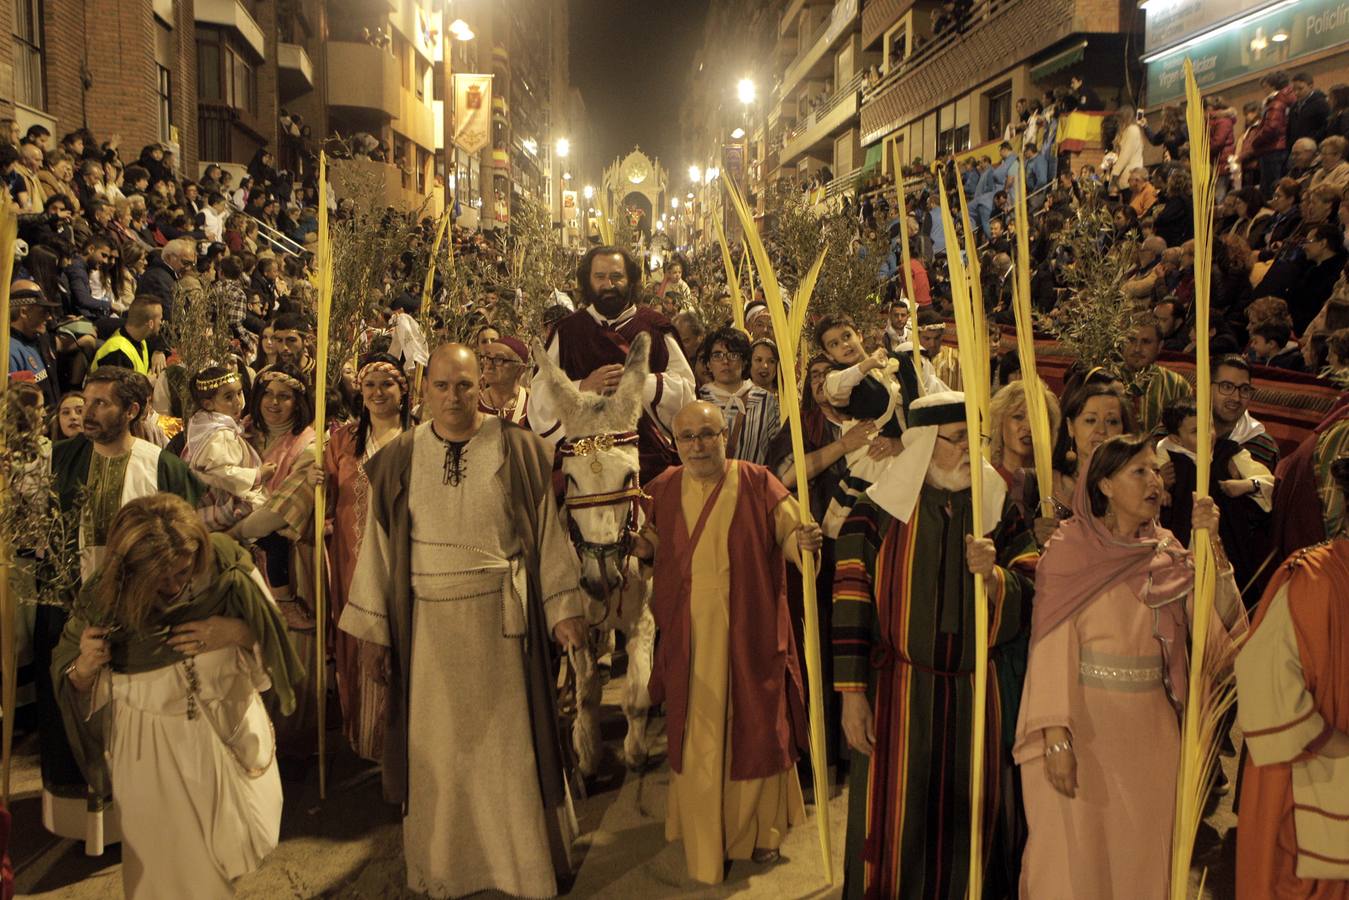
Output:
[730, 127, 745, 140]
[737, 78, 756, 106]
[688, 165, 702, 183]
[555, 137, 570, 158]
[583, 184, 594, 200]
[449, 18, 475, 41]
[671, 198, 679, 209]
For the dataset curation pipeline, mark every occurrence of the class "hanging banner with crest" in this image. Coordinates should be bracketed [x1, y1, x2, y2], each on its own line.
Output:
[453, 74, 493, 154]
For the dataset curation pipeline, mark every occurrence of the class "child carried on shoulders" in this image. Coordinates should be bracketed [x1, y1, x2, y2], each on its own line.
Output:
[815, 315, 918, 537]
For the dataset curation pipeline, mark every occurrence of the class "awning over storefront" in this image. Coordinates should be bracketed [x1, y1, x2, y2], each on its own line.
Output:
[1030, 40, 1088, 82]
[862, 142, 884, 173]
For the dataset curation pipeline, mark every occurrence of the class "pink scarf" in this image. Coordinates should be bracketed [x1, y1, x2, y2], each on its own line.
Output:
[252, 423, 316, 492]
[1031, 450, 1195, 708]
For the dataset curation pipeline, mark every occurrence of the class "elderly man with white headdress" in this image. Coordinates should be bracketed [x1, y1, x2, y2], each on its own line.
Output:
[831, 391, 1039, 900]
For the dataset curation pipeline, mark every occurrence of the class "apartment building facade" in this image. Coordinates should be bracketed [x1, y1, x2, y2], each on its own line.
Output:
[0, 0, 585, 222]
[676, 0, 1147, 239]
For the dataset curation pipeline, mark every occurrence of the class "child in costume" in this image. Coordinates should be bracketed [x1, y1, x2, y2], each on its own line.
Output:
[183, 365, 273, 531]
[816, 314, 919, 537]
[1157, 397, 1272, 565]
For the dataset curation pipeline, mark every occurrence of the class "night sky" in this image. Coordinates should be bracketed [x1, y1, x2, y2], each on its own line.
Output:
[568, 0, 711, 172]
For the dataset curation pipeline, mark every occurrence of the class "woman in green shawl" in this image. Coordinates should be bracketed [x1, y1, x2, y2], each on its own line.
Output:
[52, 493, 303, 899]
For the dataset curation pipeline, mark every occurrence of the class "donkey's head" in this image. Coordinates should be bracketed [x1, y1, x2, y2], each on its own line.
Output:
[533, 332, 649, 598]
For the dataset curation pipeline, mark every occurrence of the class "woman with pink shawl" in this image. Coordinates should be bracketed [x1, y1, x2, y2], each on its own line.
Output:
[1014, 434, 1244, 899]
[228, 363, 320, 760]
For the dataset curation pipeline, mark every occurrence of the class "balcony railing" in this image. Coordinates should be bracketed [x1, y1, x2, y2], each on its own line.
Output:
[825, 165, 863, 198]
[783, 70, 865, 146]
[862, 0, 1021, 105]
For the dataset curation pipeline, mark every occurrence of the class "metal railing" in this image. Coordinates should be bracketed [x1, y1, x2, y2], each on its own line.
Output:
[825, 165, 865, 198]
[862, 0, 1023, 109]
[783, 71, 866, 147]
[228, 200, 307, 257]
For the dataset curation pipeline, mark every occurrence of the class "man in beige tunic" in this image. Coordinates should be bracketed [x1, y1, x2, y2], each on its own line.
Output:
[339, 344, 586, 898]
[634, 400, 821, 884]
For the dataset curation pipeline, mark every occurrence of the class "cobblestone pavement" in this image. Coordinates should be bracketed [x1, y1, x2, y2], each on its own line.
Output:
[9, 672, 1237, 899]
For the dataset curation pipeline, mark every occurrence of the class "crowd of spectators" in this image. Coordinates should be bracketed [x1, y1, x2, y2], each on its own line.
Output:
[0, 121, 346, 411]
[837, 69, 1349, 387]
[654, 69, 1349, 588]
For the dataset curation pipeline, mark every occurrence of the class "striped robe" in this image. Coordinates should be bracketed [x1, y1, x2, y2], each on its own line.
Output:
[698, 382, 780, 466]
[1272, 408, 1349, 563]
[832, 488, 1037, 900]
[1132, 363, 1193, 435]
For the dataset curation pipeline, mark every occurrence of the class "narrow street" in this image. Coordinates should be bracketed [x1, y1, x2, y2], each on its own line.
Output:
[9, 667, 1240, 899]
[11, 671, 850, 899]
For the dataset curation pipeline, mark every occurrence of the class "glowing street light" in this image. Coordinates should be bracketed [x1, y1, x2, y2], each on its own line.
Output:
[671, 198, 680, 209]
[555, 137, 570, 158]
[583, 185, 594, 200]
[688, 165, 702, 182]
[704, 166, 719, 184]
[737, 78, 756, 105]
[730, 127, 745, 140]
[449, 18, 475, 41]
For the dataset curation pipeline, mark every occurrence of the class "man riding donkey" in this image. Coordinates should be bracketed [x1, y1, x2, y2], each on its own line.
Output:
[530, 246, 696, 775]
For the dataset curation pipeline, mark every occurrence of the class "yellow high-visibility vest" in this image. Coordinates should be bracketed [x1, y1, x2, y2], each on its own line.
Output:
[91, 332, 150, 374]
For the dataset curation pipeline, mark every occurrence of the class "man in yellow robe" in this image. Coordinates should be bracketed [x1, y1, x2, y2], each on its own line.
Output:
[635, 400, 822, 884]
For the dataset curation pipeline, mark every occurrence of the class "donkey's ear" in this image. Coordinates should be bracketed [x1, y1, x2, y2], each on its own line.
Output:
[608, 332, 651, 429]
[620, 333, 651, 385]
[531, 337, 583, 420]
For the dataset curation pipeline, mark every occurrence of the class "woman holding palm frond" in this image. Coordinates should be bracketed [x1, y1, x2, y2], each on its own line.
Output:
[1013, 434, 1245, 899]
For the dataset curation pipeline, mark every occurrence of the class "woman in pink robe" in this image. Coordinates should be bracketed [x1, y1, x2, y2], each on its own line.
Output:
[1014, 434, 1243, 899]
[322, 354, 412, 761]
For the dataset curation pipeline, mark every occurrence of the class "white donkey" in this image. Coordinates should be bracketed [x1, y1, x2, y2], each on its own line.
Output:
[532, 333, 655, 775]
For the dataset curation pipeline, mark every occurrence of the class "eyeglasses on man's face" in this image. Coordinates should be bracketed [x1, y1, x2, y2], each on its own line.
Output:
[1214, 380, 1254, 399]
[675, 427, 726, 445]
[478, 354, 521, 368]
[708, 350, 742, 363]
[936, 429, 970, 447]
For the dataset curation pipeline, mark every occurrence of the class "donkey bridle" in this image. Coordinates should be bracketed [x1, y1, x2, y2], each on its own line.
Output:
[558, 430, 645, 605]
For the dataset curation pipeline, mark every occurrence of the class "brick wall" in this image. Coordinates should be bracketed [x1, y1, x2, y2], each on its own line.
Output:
[0, 0, 15, 121]
[174, 0, 199, 172]
[0, 0, 196, 169]
[81, 0, 159, 155]
[253, 0, 279, 155]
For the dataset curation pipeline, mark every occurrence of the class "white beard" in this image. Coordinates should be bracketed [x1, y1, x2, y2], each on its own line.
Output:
[925, 460, 973, 492]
